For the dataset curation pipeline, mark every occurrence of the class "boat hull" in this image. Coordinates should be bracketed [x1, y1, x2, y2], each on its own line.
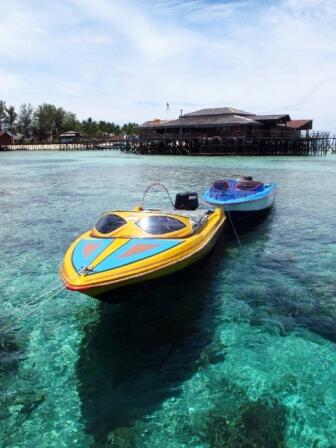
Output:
[220, 192, 275, 213]
[66, 224, 223, 298]
[204, 182, 276, 218]
[60, 209, 226, 300]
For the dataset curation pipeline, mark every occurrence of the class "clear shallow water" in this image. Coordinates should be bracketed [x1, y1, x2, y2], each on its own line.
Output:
[0, 151, 335, 447]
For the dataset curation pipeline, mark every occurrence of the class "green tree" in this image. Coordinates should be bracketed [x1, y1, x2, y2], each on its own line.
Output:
[121, 122, 138, 135]
[0, 100, 6, 131]
[53, 107, 66, 139]
[108, 122, 121, 134]
[33, 104, 56, 141]
[97, 120, 108, 137]
[17, 103, 34, 139]
[2, 99, 139, 142]
[63, 112, 80, 132]
[33, 104, 69, 141]
[5, 105, 17, 135]
[80, 117, 98, 138]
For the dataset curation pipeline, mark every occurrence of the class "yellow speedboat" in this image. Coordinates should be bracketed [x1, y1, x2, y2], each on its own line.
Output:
[60, 193, 226, 299]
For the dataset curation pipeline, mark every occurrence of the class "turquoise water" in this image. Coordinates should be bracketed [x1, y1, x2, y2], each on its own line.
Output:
[0, 151, 336, 447]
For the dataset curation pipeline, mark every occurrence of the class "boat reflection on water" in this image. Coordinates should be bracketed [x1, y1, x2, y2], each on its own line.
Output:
[76, 238, 227, 445]
[75, 204, 275, 445]
[226, 206, 274, 235]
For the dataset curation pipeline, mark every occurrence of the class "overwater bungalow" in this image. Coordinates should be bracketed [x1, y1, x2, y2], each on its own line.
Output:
[58, 130, 81, 144]
[136, 107, 323, 155]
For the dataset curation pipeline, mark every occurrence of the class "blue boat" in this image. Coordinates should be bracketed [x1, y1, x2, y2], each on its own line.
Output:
[204, 177, 276, 218]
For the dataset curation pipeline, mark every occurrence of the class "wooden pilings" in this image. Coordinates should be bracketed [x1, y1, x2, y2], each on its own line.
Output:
[1, 134, 335, 155]
[124, 133, 336, 156]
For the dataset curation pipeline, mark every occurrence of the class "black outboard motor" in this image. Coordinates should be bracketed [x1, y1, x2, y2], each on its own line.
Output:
[175, 192, 199, 210]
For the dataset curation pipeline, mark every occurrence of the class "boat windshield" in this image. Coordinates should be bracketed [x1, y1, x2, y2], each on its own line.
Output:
[95, 214, 127, 234]
[136, 215, 186, 234]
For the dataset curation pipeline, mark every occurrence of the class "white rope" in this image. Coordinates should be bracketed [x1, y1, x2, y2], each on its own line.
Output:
[22, 282, 66, 308]
[1, 267, 89, 335]
[2, 263, 66, 321]
[0, 285, 67, 334]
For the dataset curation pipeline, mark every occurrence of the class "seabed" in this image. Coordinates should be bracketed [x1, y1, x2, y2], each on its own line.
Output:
[0, 151, 336, 447]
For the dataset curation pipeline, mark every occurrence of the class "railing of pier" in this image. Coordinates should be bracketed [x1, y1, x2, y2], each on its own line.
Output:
[0, 138, 130, 152]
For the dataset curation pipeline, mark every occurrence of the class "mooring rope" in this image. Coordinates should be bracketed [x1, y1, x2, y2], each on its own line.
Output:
[225, 209, 242, 247]
[0, 285, 68, 335]
[22, 282, 66, 309]
[0, 266, 89, 335]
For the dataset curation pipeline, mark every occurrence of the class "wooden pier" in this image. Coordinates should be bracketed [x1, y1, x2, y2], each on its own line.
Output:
[122, 132, 336, 156]
[0, 140, 122, 152]
[136, 106, 336, 156]
[1, 133, 335, 156]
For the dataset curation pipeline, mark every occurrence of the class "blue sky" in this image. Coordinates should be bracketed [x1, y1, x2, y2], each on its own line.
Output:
[0, 0, 335, 130]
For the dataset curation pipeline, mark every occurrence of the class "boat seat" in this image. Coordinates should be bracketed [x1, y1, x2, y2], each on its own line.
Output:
[236, 181, 263, 191]
[212, 180, 230, 191]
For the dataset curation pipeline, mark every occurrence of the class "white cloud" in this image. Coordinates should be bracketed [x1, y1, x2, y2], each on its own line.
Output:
[0, 0, 335, 130]
[0, 70, 26, 96]
[0, 1, 44, 58]
[71, 0, 199, 61]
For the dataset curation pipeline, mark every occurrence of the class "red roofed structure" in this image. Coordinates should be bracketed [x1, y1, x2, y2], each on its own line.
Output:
[0, 131, 12, 146]
[286, 120, 313, 130]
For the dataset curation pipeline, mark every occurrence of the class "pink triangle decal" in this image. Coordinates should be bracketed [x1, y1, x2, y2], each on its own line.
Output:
[83, 242, 101, 258]
[119, 243, 159, 259]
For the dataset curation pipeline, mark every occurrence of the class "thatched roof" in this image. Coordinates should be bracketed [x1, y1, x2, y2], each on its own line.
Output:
[253, 114, 291, 122]
[59, 130, 81, 137]
[138, 107, 309, 131]
[183, 107, 254, 117]
[140, 114, 262, 129]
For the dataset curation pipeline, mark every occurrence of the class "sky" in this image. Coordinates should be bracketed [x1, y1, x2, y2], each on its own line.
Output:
[0, 0, 335, 130]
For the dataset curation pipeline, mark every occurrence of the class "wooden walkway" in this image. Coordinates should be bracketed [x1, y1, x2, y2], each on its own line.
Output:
[0, 141, 119, 151]
[1, 133, 335, 155]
